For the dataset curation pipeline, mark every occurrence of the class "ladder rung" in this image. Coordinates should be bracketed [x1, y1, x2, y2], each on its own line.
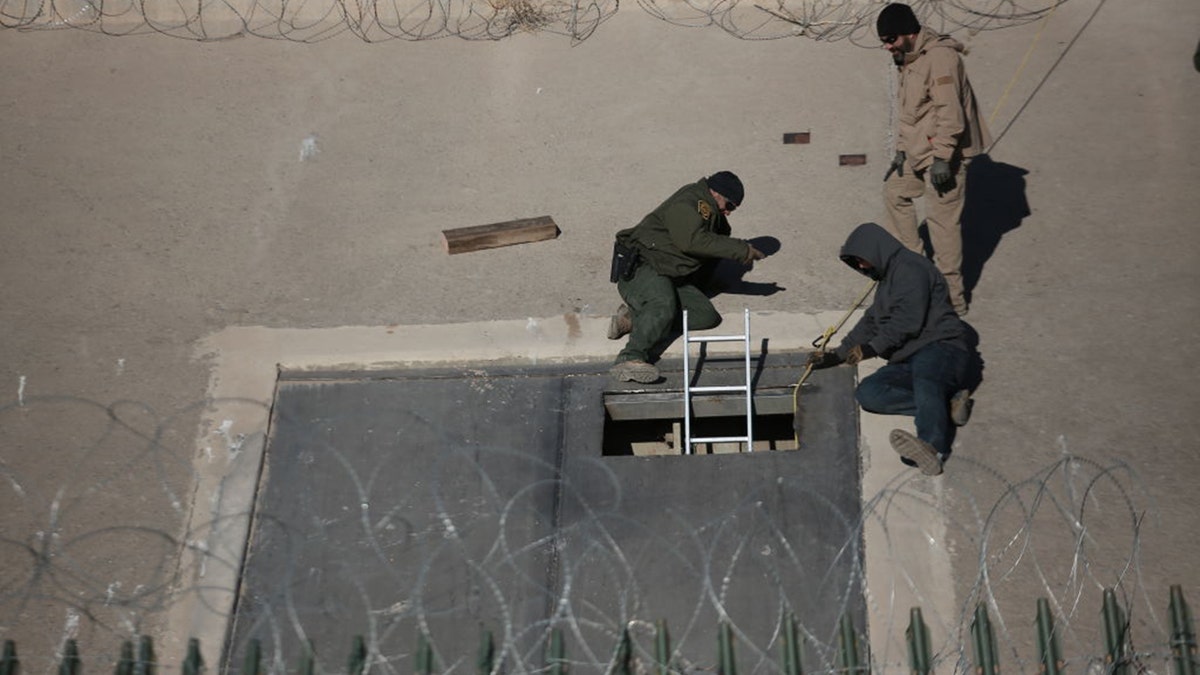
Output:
[687, 335, 748, 344]
[689, 385, 748, 393]
[690, 435, 751, 445]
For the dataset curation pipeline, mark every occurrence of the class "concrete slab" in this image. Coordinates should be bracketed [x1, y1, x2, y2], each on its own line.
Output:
[227, 357, 862, 672]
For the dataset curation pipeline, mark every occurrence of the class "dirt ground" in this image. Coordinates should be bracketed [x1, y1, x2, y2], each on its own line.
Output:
[1, 0, 1197, 670]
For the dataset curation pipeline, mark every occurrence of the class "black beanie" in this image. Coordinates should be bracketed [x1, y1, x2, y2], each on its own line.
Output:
[876, 3, 920, 36]
[706, 171, 744, 206]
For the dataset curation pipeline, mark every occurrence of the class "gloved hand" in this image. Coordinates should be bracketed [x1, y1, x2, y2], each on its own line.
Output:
[844, 343, 877, 365]
[884, 150, 906, 181]
[742, 244, 766, 265]
[930, 157, 953, 193]
[806, 351, 843, 370]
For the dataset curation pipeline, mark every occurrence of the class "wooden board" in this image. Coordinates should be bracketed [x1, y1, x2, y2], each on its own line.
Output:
[838, 154, 868, 166]
[441, 215, 559, 254]
[782, 131, 811, 144]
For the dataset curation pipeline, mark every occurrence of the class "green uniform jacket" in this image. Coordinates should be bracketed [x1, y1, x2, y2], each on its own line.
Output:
[615, 178, 752, 279]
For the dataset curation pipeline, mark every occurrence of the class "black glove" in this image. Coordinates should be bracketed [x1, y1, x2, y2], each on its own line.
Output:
[884, 150, 906, 182]
[930, 157, 953, 193]
[806, 351, 843, 370]
[845, 343, 877, 365]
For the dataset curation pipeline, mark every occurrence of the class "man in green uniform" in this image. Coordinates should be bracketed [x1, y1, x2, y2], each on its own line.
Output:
[879, 2, 991, 316]
[607, 171, 765, 383]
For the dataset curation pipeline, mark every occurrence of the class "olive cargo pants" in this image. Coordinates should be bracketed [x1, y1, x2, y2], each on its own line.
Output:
[615, 262, 721, 364]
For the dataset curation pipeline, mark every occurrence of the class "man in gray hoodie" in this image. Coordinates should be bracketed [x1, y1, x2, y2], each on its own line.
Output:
[808, 223, 973, 476]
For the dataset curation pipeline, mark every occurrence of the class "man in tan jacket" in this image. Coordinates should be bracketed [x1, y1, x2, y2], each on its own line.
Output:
[878, 2, 992, 316]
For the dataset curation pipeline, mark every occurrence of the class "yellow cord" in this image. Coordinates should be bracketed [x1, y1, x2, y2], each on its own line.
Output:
[988, 5, 1057, 131]
[792, 280, 878, 445]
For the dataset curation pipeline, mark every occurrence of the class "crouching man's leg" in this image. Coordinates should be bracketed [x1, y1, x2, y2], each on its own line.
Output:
[611, 264, 677, 383]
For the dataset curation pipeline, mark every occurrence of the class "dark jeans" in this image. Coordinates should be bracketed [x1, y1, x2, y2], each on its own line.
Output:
[855, 341, 969, 455]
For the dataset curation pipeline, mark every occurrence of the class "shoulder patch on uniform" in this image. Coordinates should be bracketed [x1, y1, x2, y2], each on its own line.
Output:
[935, 75, 954, 86]
[697, 200, 712, 219]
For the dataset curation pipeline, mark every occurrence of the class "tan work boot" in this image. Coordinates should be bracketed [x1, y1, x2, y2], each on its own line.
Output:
[609, 359, 660, 383]
[607, 304, 632, 340]
[950, 389, 973, 427]
[889, 429, 944, 476]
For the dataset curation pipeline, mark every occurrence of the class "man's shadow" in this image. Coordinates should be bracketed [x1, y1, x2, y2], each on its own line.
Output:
[706, 236, 785, 297]
[918, 154, 1030, 304]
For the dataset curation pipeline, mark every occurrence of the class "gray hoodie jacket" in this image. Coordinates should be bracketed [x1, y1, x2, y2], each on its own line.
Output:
[836, 223, 967, 363]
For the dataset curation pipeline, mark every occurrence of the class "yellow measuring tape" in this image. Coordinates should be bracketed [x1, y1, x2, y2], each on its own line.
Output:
[792, 280, 877, 445]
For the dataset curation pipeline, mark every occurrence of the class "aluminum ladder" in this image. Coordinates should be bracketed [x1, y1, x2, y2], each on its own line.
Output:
[681, 307, 753, 455]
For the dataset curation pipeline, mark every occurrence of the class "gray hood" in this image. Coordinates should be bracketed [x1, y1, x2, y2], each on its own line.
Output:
[839, 222, 903, 279]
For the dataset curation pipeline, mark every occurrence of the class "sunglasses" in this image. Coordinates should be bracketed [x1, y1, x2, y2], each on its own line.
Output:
[880, 34, 899, 44]
[722, 199, 738, 213]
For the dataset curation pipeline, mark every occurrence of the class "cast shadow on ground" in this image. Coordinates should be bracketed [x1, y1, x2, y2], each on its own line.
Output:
[915, 155, 1029, 305]
[707, 236, 785, 297]
[959, 155, 1031, 301]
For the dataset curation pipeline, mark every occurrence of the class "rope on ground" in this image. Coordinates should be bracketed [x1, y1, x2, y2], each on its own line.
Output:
[792, 280, 877, 445]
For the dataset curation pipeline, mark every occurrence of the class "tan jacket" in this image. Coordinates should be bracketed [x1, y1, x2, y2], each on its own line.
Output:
[896, 28, 992, 170]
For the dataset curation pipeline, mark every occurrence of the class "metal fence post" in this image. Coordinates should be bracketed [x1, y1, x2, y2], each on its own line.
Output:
[548, 627, 567, 675]
[417, 632, 433, 675]
[478, 630, 495, 675]
[242, 640, 261, 675]
[610, 629, 631, 675]
[970, 603, 999, 675]
[836, 614, 862, 675]
[1, 640, 17, 675]
[655, 620, 671, 675]
[781, 612, 803, 675]
[347, 635, 367, 675]
[1101, 589, 1129, 675]
[57, 640, 80, 675]
[1035, 598, 1063, 675]
[296, 639, 315, 675]
[115, 641, 135, 675]
[136, 636, 155, 675]
[181, 638, 203, 675]
[907, 608, 932, 675]
[1170, 586, 1197, 675]
[718, 622, 736, 675]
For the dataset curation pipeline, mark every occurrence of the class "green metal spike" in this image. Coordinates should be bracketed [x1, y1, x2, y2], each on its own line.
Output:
[57, 640, 80, 675]
[182, 638, 204, 675]
[347, 635, 367, 675]
[717, 622, 736, 675]
[906, 608, 931, 675]
[1035, 598, 1062, 675]
[1101, 589, 1129, 675]
[1, 640, 18, 675]
[477, 630, 494, 675]
[970, 603, 998, 675]
[297, 639, 315, 675]
[135, 636, 156, 675]
[548, 627, 566, 675]
[836, 614, 861, 675]
[654, 620, 671, 675]
[242, 639, 261, 675]
[114, 641, 134, 675]
[609, 628, 631, 675]
[1170, 586, 1197, 675]
[781, 613, 803, 675]
[416, 632, 433, 675]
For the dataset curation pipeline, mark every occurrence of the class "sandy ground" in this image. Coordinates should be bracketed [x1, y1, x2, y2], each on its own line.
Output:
[1, 0, 1198, 670]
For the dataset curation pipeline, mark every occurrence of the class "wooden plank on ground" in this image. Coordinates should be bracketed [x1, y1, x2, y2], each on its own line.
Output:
[442, 215, 559, 254]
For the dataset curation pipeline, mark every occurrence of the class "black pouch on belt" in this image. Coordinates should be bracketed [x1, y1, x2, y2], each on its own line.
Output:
[609, 241, 640, 283]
